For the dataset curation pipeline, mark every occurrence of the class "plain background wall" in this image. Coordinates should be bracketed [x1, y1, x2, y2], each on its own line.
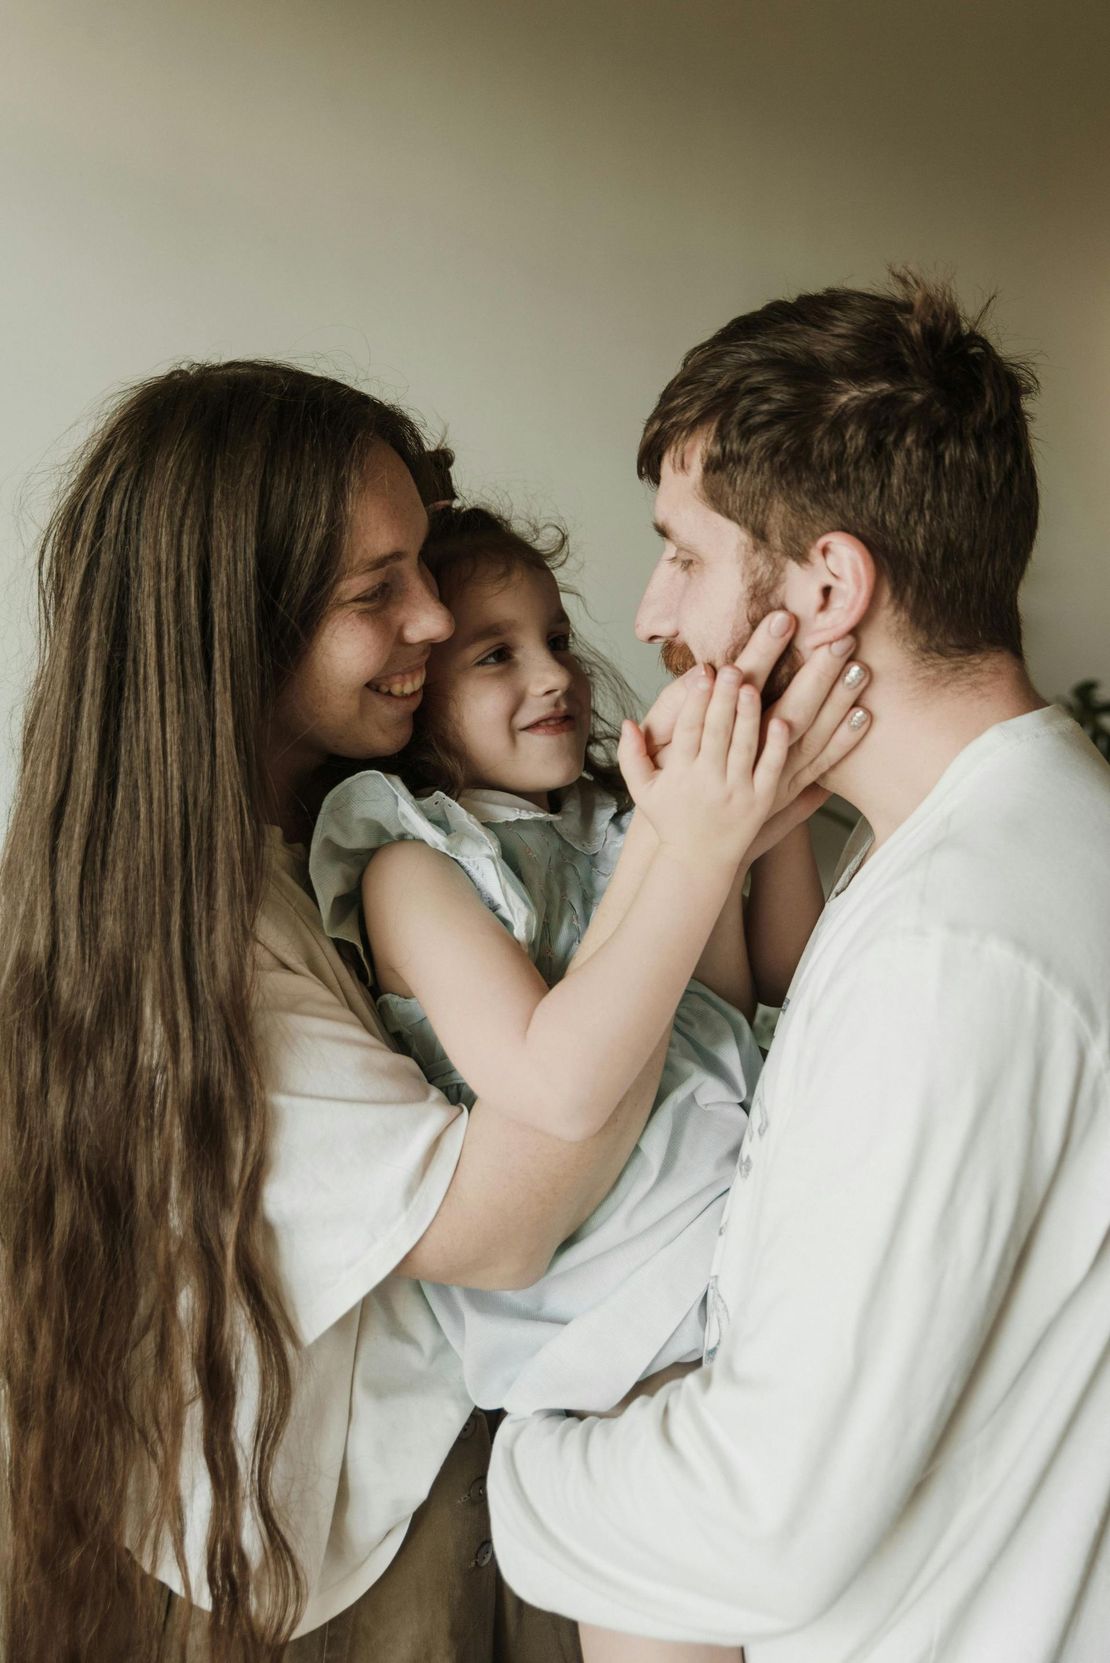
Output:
[2, 0, 1108, 824]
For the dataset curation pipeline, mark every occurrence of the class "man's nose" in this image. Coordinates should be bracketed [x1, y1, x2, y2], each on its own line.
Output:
[634, 571, 674, 644]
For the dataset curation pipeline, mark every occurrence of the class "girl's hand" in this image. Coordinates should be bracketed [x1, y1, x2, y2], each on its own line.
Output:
[618, 665, 789, 871]
[638, 612, 872, 860]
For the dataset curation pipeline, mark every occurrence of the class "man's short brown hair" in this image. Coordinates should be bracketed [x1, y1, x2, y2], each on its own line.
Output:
[638, 271, 1039, 659]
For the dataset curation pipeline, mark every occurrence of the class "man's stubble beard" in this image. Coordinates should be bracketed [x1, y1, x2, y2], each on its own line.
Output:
[659, 557, 802, 706]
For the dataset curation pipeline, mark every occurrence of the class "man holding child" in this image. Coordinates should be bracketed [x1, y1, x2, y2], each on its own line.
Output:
[489, 273, 1110, 1662]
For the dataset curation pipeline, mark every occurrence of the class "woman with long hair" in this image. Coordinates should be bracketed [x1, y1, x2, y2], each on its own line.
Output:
[0, 361, 669, 1661]
[0, 359, 856, 1662]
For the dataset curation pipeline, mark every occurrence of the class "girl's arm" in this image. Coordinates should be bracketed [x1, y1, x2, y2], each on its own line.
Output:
[364, 670, 786, 1145]
[631, 627, 871, 1016]
[693, 822, 824, 1016]
[551, 734, 758, 1017]
[745, 822, 825, 1008]
[391, 794, 673, 1291]
[691, 865, 755, 1019]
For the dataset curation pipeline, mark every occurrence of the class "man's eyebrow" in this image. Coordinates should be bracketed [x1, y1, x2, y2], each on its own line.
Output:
[652, 518, 691, 547]
[653, 518, 699, 554]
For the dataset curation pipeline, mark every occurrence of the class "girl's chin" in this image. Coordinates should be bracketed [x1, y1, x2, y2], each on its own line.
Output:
[485, 769, 582, 801]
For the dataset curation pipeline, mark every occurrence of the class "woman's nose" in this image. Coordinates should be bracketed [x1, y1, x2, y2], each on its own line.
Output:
[402, 570, 453, 645]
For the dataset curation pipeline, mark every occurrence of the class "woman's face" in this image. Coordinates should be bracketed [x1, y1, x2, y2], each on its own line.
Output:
[424, 562, 591, 809]
[269, 442, 454, 796]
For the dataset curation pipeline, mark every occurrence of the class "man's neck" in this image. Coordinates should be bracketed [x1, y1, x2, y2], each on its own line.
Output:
[825, 649, 1046, 849]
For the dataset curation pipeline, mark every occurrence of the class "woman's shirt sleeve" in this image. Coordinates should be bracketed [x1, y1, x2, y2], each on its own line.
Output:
[253, 897, 467, 1349]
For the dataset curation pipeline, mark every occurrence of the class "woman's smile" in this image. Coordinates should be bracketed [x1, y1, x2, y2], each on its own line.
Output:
[368, 660, 429, 702]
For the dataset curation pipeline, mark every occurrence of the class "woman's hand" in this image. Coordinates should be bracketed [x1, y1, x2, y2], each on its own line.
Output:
[618, 665, 790, 872]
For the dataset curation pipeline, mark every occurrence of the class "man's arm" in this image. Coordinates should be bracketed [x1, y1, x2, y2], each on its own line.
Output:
[488, 932, 1075, 1641]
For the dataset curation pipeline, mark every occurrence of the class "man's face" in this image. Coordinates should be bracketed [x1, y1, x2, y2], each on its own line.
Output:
[635, 446, 802, 702]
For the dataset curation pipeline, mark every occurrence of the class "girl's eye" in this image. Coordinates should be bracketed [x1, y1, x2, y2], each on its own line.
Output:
[549, 632, 573, 652]
[475, 645, 511, 667]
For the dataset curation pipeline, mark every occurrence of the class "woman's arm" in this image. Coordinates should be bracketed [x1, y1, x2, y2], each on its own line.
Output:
[745, 823, 825, 1008]
[393, 1028, 669, 1289]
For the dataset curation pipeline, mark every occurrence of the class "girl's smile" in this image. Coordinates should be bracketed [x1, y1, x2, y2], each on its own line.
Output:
[520, 710, 577, 736]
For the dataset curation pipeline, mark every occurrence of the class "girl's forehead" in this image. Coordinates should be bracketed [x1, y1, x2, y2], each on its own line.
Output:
[446, 560, 564, 632]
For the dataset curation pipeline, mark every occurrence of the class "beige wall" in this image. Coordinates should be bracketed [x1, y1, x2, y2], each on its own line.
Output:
[2, 0, 1107, 819]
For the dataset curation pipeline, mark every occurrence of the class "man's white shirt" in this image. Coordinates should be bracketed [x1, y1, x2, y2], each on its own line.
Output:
[489, 705, 1110, 1662]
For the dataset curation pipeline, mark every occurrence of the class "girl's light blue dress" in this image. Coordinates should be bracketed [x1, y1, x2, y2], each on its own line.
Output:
[309, 772, 761, 1413]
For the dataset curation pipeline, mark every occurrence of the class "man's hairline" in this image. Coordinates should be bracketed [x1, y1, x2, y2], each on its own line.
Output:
[653, 431, 811, 574]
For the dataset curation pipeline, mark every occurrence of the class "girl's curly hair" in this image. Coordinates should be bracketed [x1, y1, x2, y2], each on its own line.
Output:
[394, 503, 636, 810]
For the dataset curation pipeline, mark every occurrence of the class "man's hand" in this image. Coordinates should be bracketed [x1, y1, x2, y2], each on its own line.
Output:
[638, 612, 870, 860]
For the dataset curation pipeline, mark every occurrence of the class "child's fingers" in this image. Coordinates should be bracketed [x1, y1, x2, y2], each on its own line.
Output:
[698, 666, 743, 769]
[617, 718, 655, 800]
[752, 713, 792, 802]
[669, 668, 715, 761]
[640, 666, 703, 756]
[725, 682, 764, 785]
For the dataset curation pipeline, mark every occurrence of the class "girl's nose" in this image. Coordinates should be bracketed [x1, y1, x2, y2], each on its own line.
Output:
[530, 649, 573, 697]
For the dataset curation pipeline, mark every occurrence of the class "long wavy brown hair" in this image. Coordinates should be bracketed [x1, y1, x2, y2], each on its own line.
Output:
[0, 361, 435, 1661]
[394, 503, 637, 809]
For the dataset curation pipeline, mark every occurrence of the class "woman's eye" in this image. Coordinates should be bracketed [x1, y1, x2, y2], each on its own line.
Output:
[353, 582, 391, 608]
[673, 556, 695, 575]
[549, 633, 573, 652]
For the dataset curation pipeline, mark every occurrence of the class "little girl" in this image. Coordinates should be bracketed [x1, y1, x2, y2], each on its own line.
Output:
[309, 505, 828, 1663]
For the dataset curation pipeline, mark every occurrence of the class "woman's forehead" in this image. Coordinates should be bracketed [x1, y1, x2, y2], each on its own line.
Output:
[344, 442, 427, 568]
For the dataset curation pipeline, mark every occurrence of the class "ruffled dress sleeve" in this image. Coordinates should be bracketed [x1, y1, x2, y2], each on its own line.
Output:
[310, 770, 538, 978]
[309, 771, 539, 1103]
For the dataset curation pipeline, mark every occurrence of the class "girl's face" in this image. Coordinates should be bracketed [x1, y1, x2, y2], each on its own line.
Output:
[426, 562, 591, 809]
[269, 443, 454, 799]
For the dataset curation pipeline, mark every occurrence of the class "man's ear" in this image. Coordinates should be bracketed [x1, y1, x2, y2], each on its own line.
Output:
[792, 532, 875, 649]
